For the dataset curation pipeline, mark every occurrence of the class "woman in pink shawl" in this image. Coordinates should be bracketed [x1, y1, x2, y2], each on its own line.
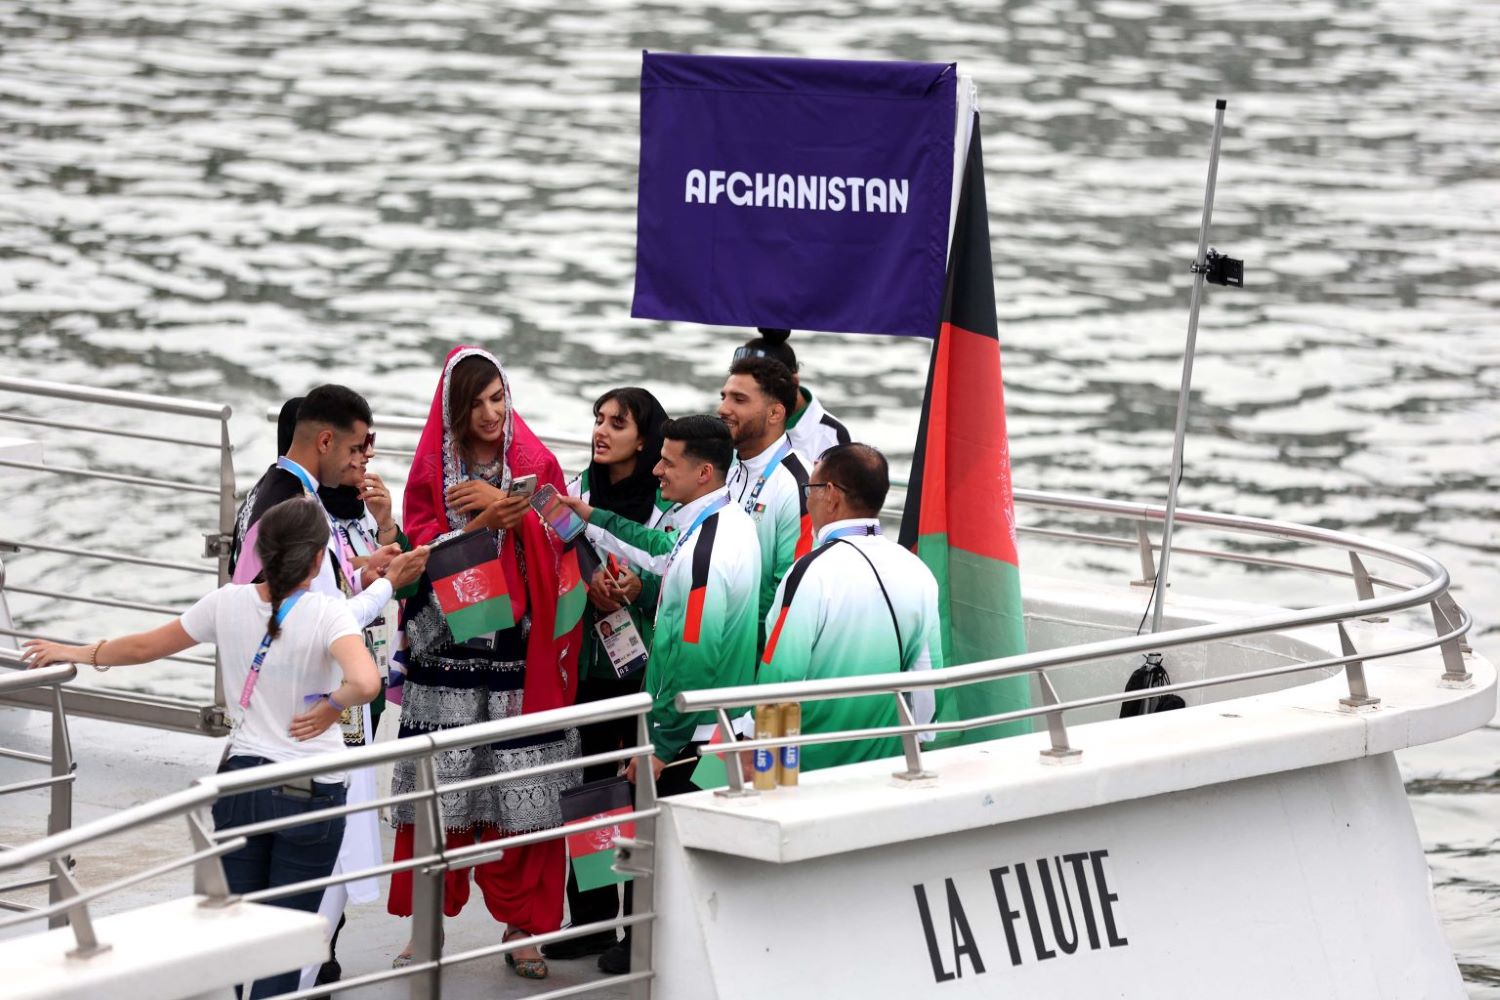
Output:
[388, 346, 581, 980]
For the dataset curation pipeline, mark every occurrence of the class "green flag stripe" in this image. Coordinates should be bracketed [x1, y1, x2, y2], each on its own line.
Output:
[572, 848, 630, 892]
[916, 532, 1031, 746]
[554, 584, 586, 638]
[446, 596, 514, 643]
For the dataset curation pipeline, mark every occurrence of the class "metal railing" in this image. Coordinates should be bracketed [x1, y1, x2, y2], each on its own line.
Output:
[681, 492, 1476, 793]
[0, 375, 236, 734]
[0, 692, 659, 1000]
[0, 656, 77, 928]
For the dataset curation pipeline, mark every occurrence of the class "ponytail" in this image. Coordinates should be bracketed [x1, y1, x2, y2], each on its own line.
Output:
[253, 497, 330, 637]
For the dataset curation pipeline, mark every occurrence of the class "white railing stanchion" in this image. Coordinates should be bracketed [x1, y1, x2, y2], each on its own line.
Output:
[891, 692, 932, 781]
[46, 684, 74, 928]
[1432, 601, 1472, 687]
[1336, 624, 1379, 712]
[1036, 670, 1083, 765]
[711, 707, 753, 798]
[626, 712, 657, 1000]
[411, 755, 446, 1000]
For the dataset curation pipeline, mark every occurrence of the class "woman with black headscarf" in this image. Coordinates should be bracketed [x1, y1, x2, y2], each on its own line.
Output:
[545, 386, 670, 962]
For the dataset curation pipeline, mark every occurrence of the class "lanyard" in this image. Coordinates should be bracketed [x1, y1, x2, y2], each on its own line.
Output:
[238, 590, 306, 709]
[666, 495, 729, 569]
[821, 523, 882, 545]
[277, 456, 318, 495]
[736, 440, 793, 513]
[656, 495, 730, 615]
[277, 458, 355, 593]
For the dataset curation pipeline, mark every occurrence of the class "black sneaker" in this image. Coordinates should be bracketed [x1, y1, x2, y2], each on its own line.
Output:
[598, 941, 631, 975]
[540, 930, 617, 960]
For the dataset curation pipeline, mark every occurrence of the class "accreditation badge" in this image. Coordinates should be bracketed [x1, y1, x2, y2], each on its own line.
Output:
[363, 601, 396, 678]
[596, 608, 649, 678]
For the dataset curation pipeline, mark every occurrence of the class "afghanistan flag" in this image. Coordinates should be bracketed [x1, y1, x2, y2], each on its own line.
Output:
[897, 115, 1030, 745]
[428, 529, 514, 644]
[554, 544, 587, 639]
[559, 776, 635, 891]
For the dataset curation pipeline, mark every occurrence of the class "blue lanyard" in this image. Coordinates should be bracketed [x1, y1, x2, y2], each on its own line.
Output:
[738, 440, 793, 513]
[238, 590, 306, 709]
[821, 523, 882, 545]
[277, 456, 318, 496]
[667, 495, 730, 567]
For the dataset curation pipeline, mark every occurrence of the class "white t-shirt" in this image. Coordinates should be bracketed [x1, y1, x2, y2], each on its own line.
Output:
[181, 584, 361, 781]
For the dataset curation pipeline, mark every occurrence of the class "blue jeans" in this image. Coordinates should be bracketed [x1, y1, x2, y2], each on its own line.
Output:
[213, 755, 347, 999]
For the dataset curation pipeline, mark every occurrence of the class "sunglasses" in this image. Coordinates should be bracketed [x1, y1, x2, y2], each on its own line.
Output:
[361, 431, 376, 454]
[732, 345, 773, 362]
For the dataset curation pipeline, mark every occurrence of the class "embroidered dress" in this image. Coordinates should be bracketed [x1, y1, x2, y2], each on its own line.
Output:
[387, 345, 582, 931]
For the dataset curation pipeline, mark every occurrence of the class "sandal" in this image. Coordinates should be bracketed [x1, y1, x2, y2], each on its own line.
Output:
[503, 927, 548, 981]
[392, 928, 445, 969]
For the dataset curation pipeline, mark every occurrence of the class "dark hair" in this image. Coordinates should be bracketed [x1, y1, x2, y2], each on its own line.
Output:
[589, 387, 671, 523]
[297, 385, 372, 435]
[815, 443, 889, 515]
[735, 327, 798, 372]
[728, 356, 797, 415]
[254, 497, 330, 639]
[447, 354, 504, 462]
[661, 414, 734, 478]
[276, 396, 304, 457]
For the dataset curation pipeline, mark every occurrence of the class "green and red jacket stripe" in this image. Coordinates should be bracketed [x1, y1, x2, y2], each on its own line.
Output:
[897, 114, 1030, 746]
[760, 527, 943, 771]
[588, 495, 760, 760]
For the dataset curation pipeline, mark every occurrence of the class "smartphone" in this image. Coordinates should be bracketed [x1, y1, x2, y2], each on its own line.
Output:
[529, 483, 587, 542]
[509, 473, 539, 499]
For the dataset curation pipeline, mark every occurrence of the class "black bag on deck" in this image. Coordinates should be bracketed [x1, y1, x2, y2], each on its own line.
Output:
[1119, 652, 1187, 718]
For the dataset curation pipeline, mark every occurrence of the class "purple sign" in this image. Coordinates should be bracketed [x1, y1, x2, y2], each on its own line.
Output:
[631, 53, 956, 339]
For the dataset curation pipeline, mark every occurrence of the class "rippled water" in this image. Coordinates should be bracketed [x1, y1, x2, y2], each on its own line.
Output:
[1, 0, 1497, 990]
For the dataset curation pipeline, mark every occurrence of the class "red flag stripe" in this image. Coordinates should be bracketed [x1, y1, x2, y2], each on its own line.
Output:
[762, 605, 791, 664]
[683, 585, 706, 644]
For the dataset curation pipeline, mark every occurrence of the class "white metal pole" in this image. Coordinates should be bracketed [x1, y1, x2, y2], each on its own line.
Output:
[1151, 99, 1228, 635]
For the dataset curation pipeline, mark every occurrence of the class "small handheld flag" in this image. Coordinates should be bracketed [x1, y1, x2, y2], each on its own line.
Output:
[559, 776, 635, 891]
[427, 530, 514, 644]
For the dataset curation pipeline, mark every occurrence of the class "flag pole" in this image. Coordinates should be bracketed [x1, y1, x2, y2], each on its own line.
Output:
[1149, 99, 1236, 636]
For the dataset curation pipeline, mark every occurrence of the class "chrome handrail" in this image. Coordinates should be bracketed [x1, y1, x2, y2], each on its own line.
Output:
[0, 657, 78, 928]
[678, 494, 1474, 792]
[0, 692, 660, 1000]
[0, 376, 237, 734]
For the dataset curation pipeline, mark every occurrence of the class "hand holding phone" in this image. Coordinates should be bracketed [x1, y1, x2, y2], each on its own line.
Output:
[508, 473, 539, 499]
[529, 484, 587, 542]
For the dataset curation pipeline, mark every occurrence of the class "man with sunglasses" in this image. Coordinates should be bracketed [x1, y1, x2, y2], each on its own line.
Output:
[756, 443, 941, 771]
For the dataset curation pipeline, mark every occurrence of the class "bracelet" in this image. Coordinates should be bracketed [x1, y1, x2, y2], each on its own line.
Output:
[326, 691, 347, 713]
[90, 640, 109, 673]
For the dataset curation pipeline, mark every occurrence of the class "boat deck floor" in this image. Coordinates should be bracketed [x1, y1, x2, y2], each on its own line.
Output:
[0, 705, 633, 1000]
